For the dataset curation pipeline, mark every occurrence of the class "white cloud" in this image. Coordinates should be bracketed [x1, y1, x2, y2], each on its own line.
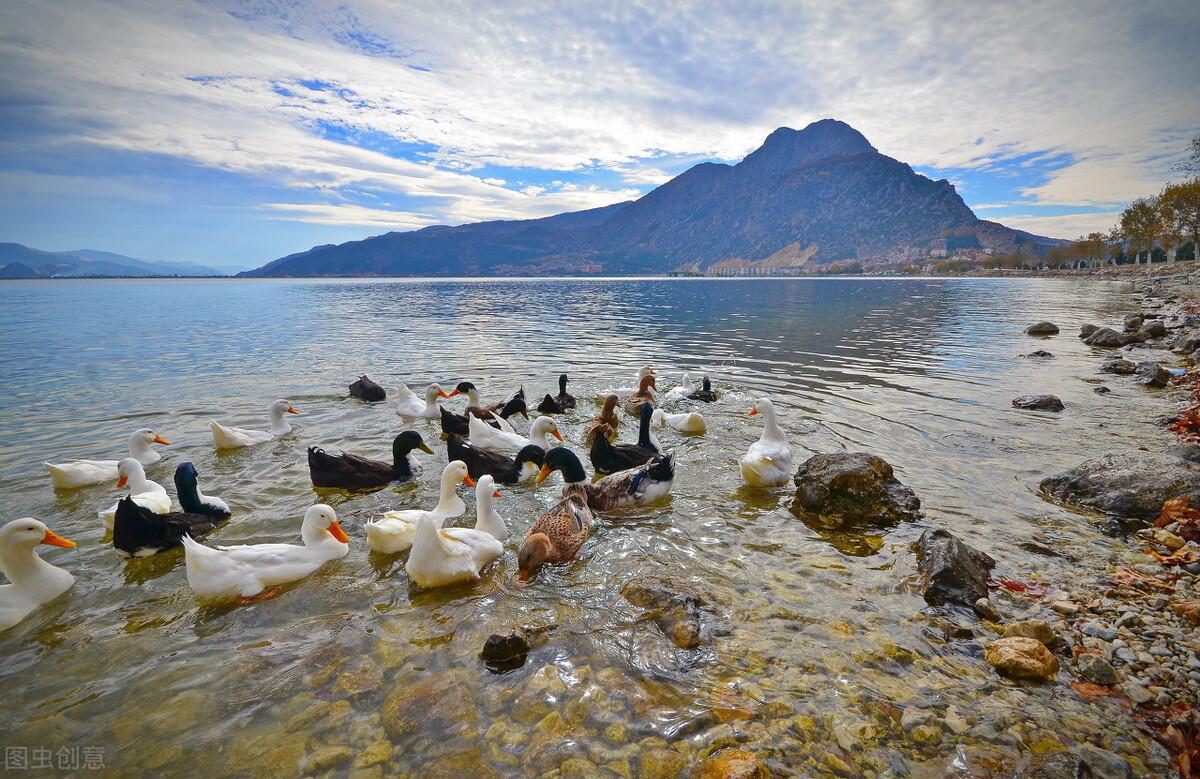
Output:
[998, 211, 1124, 239]
[261, 203, 441, 229]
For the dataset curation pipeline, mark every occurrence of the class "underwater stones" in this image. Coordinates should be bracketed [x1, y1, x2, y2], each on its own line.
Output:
[690, 748, 770, 779]
[1025, 321, 1060, 336]
[984, 637, 1060, 681]
[1076, 745, 1134, 778]
[1012, 394, 1064, 411]
[354, 742, 392, 769]
[915, 528, 996, 611]
[1133, 361, 1171, 388]
[1039, 450, 1200, 521]
[334, 656, 383, 697]
[791, 452, 921, 530]
[302, 745, 353, 773]
[1023, 349, 1055, 358]
[639, 747, 689, 779]
[1002, 619, 1056, 646]
[1076, 654, 1120, 686]
[381, 669, 476, 741]
[1123, 314, 1144, 332]
[622, 576, 713, 650]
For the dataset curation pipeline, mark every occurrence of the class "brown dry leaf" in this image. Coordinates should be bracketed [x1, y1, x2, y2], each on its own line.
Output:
[1157, 497, 1200, 543]
[1167, 405, 1200, 444]
[1108, 567, 1175, 591]
[1148, 546, 1200, 567]
[1070, 681, 1129, 705]
[1172, 600, 1200, 624]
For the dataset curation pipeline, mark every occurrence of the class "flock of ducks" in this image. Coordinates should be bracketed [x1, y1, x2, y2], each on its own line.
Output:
[2, 369, 795, 630]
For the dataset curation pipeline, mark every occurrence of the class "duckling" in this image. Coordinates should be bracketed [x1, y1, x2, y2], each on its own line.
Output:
[307, 431, 433, 491]
[537, 447, 674, 513]
[448, 437, 545, 484]
[688, 376, 718, 402]
[590, 402, 659, 474]
[623, 373, 657, 418]
[349, 375, 386, 402]
[537, 374, 577, 413]
[584, 394, 621, 446]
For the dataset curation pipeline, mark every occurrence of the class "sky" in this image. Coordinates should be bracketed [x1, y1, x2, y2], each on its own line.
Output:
[1, 1, 1197, 273]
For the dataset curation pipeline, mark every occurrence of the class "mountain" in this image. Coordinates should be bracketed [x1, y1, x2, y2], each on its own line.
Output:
[241, 119, 1060, 278]
[0, 244, 221, 278]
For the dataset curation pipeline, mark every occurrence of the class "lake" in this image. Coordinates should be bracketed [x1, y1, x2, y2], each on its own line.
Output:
[0, 277, 1165, 776]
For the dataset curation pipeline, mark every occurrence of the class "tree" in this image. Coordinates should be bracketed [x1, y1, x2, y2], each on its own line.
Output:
[1160, 180, 1200, 263]
[1175, 135, 1200, 181]
[1119, 198, 1163, 264]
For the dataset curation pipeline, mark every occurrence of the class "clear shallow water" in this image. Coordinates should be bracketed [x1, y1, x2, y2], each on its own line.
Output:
[0, 277, 1173, 776]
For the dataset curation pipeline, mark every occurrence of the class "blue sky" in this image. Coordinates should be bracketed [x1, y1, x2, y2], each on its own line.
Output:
[1, 1, 1197, 272]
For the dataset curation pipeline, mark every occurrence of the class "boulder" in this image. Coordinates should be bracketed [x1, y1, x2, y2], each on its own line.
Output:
[1137, 320, 1167, 340]
[1079, 323, 1099, 339]
[349, 374, 386, 402]
[1083, 327, 1129, 348]
[1122, 314, 1144, 332]
[1133, 362, 1171, 388]
[1100, 358, 1136, 375]
[915, 529, 996, 611]
[1023, 350, 1054, 359]
[690, 749, 770, 779]
[1002, 619, 1056, 646]
[1012, 394, 1064, 412]
[1025, 321, 1060, 336]
[622, 576, 713, 650]
[791, 452, 921, 530]
[1039, 450, 1200, 521]
[1076, 654, 1119, 686]
[984, 637, 1060, 681]
[1173, 333, 1200, 354]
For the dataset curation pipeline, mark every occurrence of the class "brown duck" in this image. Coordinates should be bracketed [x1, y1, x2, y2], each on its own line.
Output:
[584, 394, 620, 445]
[623, 374, 656, 418]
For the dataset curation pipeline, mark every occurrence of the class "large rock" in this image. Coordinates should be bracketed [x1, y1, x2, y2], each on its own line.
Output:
[1100, 358, 1136, 375]
[1012, 394, 1064, 411]
[1039, 450, 1200, 521]
[1173, 333, 1200, 354]
[1133, 362, 1171, 388]
[1079, 323, 1099, 339]
[622, 576, 713, 650]
[381, 670, 477, 741]
[916, 529, 995, 610]
[984, 637, 1060, 681]
[1137, 320, 1167, 340]
[1122, 314, 1144, 332]
[1025, 321, 1060, 336]
[791, 452, 921, 530]
[1083, 327, 1130, 348]
[691, 749, 770, 779]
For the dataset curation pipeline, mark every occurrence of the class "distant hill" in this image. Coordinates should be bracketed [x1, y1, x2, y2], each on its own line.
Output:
[242, 119, 1061, 278]
[0, 244, 221, 278]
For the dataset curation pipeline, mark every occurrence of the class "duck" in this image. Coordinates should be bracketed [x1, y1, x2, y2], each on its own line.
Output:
[113, 464, 232, 557]
[665, 373, 697, 401]
[98, 458, 172, 529]
[471, 474, 509, 541]
[652, 408, 708, 435]
[439, 388, 528, 437]
[349, 375, 386, 402]
[45, 428, 171, 489]
[405, 512, 504, 589]
[590, 402, 660, 474]
[446, 382, 529, 421]
[365, 461, 472, 554]
[537, 374, 577, 413]
[181, 504, 348, 601]
[740, 397, 793, 487]
[468, 414, 562, 455]
[307, 431, 433, 491]
[211, 399, 298, 449]
[0, 518, 75, 631]
[688, 376, 718, 402]
[623, 373, 657, 418]
[518, 462, 594, 584]
[601, 366, 656, 400]
[447, 437, 545, 484]
[538, 447, 674, 512]
[394, 383, 448, 418]
[584, 394, 620, 446]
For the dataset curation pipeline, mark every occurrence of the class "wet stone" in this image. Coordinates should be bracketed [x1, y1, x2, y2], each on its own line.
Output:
[1026, 321, 1060, 336]
[1039, 450, 1200, 521]
[1012, 394, 1064, 411]
[1077, 744, 1134, 778]
[915, 528, 996, 610]
[1076, 654, 1119, 686]
[1002, 619, 1056, 646]
[984, 637, 1060, 681]
[1133, 361, 1171, 388]
[690, 748, 770, 779]
[1100, 358, 1137, 375]
[791, 452, 921, 530]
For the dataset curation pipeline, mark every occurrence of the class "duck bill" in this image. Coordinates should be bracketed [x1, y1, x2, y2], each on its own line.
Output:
[327, 519, 350, 543]
[534, 464, 553, 484]
[463, 475, 477, 488]
[551, 429, 564, 443]
[437, 389, 453, 398]
[41, 529, 76, 548]
[748, 408, 759, 416]
[492, 490, 503, 498]
[444, 389, 461, 398]
[153, 435, 171, 445]
[287, 406, 300, 415]
[117, 475, 129, 488]
[418, 443, 434, 455]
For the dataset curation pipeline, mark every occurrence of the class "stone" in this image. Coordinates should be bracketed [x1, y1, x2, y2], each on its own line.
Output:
[1012, 394, 1064, 411]
[791, 452, 921, 530]
[1076, 744, 1133, 778]
[1039, 450, 1200, 521]
[381, 669, 476, 741]
[1021, 752, 1080, 779]
[639, 747, 688, 779]
[1003, 619, 1056, 646]
[1122, 314, 1144, 332]
[1076, 654, 1119, 686]
[1138, 320, 1167, 340]
[1081, 621, 1118, 640]
[1079, 323, 1099, 339]
[690, 748, 770, 779]
[915, 528, 996, 610]
[1100, 358, 1137, 375]
[1134, 362, 1171, 388]
[479, 625, 555, 673]
[1026, 321, 1060, 336]
[302, 746, 353, 772]
[1024, 349, 1054, 358]
[1122, 682, 1154, 705]
[901, 706, 934, 730]
[1094, 386, 1112, 395]
[1173, 333, 1200, 354]
[974, 598, 1001, 621]
[354, 742, 392, 769]
[984, 637, 1060, 681]
[334, 656, 384, 697]
[943, 706, 971, 735]
[622, 576, 713, 649]
[1084, 327, 1130, 347]
[1051, 600, 1079, 616]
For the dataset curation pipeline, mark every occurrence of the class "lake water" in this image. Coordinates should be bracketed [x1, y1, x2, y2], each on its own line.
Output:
[0, 277, 1169, 776]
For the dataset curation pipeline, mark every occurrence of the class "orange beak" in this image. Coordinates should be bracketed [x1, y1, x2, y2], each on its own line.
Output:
[153, 435, 171, 445]
[492, 490, 503, 498]
[327, 519, 350, 543]
[117, 475, 128, 488]
[438, 389, 452, 398]
[463, 474, 477, 487]
[535, 464, 552, 484]
[748, 407, 759, 416]
[445, 388, 461, 398]
[41, 529, 76, 548]
[551, 429, 564, 442]
[287, 406, 300, 415]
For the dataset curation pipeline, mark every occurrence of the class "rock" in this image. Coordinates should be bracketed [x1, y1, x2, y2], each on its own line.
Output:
[480, 625, 555, 674]
[354, 742, 392, 769]
[1094, 386, 1112, 395]
[622, 576, 713, 649]
[1026, 321, 1060, 336]
[1084, 327, 1130, 347]
[1081, 621, 1118, 640]
[1079, 323, 1099, 339]
[1076, 744, 1133, 778]
[943, 706, 971, 735]
[901, 706, 935, 730]
[1076, 654, 1119, 686]
[1167, 443, 1200, 464]
[1134, 362, 1171, 388]
[1138, 320, 1167, 340]
[1122, 682, 1154, 705]
[1173, 333, 1200, 354]
[1002, 619, 1056, 646]
[1051, 600, 1079, 616]
[1021, 752, 1080, 779]
[334, 656, 384, 697]
[915, 528, 995, 610]
[1100, 358, 1136, 375]
[1122, 314, 1144, 332]
[639, 747, 688, 779]
[791, 452, 921, 530]
[302, 746, 353, 772]
[1039, 450, 1200, 521]
[984, 637, 1059, 681]
[1012, 394, 1064, 412]
[381, 670, 476, 741]
[349, 375, 386, 402]
[690, 748, 770, 779]
[974, 598, 1001, 621]
[1023, 349, 1054, 358]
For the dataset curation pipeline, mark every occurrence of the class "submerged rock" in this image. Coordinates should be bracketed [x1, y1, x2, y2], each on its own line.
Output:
[1039, 450, 1200, 521]
[381, 669, 476, 741]
[349, 374, 386, 402]
[622, 576, 715, 650]
[1002, 619, 1056, 646]
[1025, 321, 1060, 336]
[984, 636, 1060, 681]
[1094, 386, 1112, 395]
[691, 748, 770, 779]
[1012, 394, 1064, 412]
[1076, 744, 1134, 778]
[1023, 349, 1054, 359]
[1084, 327, 1129, 348]
[480, 625, 556, 673]
[915, 528, 996, 611]
[791, 452, 921, 530]
[1076, 654, 1119, 686]
[1080, 323, 1099, 339]
[1100, 358, 1137, 375]
[1134, 362, 1171, 388]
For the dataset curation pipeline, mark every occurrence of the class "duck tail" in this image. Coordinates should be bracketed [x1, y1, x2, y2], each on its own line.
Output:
[648, 451, 675, 482]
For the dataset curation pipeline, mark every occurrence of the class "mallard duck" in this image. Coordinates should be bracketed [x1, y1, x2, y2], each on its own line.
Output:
[113, 470, 231, 558]
[740, 397, 793, 487]
[405, 512, 503, 589]
[394, 383, 448, 418]
[45, 428, 171, 489]
[538, 447, 674, 512]
[584, 394, 620, 445]
[623, 373, 657, 418]
[211, 399, 298, 449]
[590, 402, 659, 474]
[651, 408, 707, 434]
[307, 431, 433, 491]
[601, 367, 656, 400]
[665, 373, 696, 401]
[98, 458, 172, 529]
[447, 437, 545, 484]
[537, 374, 577, 413]
[688, 376, 718, 402]
[438, 389, 527, 437]
[349, 375, 386, 402]
[471, 474, 508, 541]
[365, 461, 472, 554]
[446, 382, 528, 420]
[468, 414, 562, 454]
[518, 460, 594, 583]
[181, 504, 348, 601]
[0, 518, 75, 631]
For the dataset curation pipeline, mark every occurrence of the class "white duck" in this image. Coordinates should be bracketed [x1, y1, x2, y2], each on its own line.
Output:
[405, 512, 503, 589]
[602, 366, 656, 400]
[0, 518, 76, 631]
[468, 415, 562, 455]
[98, 458, 172, 529]
[181, 504, 349, 600]
[44, 428, 170, 489]
[652, 408, 708, 435]
[211, 399, 298, 450]
[472, 474, 509, 542]
[665, 373, 697, 401]
[740, 398, 793, 487]
[365, 461, 472, 554]
[394, 383, 447, 418]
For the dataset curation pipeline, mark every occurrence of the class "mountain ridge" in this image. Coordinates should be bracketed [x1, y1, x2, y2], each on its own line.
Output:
[0, 244, 222, 278]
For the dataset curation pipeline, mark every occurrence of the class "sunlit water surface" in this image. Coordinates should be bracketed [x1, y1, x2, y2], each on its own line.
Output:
[0, 277, 1171, 776]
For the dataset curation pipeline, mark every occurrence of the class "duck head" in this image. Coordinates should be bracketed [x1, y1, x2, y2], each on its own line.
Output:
[426, 383, 446, 402]
[173, 462, 204, 512]
[115, 457, 147, 489]
[558, 374, 569, 393]
[529, 416, 564, 445]
[302, 504, 349, 545]
[446, 381, 476, 399]
[536, 447, 587, 485]
[393, 431, 434, 461]
[514, 444, 546, 479]
[0, 518, 75, 552]
[516, 532, 553, 584]
[638, 374, 657, 393]
[130, 428, 171, 450]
